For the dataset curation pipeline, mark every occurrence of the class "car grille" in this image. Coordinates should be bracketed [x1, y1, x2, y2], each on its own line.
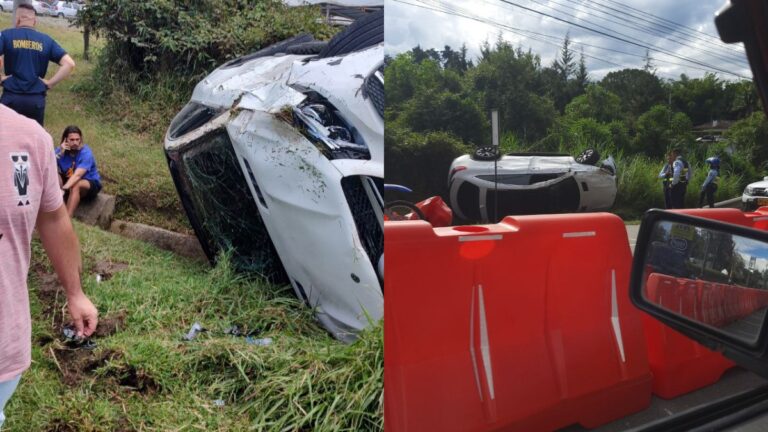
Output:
[751, 188, 768, 197]
[169, 129, 287, 283]
[342, 176, 383, 280]
[365, 65, 384, 118]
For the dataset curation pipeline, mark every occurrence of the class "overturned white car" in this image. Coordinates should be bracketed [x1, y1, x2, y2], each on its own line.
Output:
[164, 12, 383, 341]
[448, 148, 617, 223]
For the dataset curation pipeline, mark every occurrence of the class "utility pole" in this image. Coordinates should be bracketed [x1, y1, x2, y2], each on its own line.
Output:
[491, 110, 499, 223]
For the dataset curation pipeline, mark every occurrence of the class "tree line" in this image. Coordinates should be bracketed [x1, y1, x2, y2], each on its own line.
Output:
[386, 36, 767, 215]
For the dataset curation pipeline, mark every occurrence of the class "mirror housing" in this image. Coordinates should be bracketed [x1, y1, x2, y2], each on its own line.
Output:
[716, 0, 768, 117]
[631, 209, 768, 378]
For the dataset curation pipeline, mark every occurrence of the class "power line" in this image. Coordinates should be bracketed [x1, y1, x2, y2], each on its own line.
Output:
[551, 0, 748, 66]
[492, 0, 750, 79]
[393, 0, 750, 79]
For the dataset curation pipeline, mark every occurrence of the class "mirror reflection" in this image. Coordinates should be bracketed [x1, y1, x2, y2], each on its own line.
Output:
[643, 221, 768, 344]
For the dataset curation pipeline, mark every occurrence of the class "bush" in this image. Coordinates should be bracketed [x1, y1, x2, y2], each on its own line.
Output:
[385, 126, 470, 202]
[76, 0, 335, 137]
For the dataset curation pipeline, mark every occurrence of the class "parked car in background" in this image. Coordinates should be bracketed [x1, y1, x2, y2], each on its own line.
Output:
[0, 1, 12, 12]
[50, 1, 78, 18]
[447, 147, 617, 223]
[742, 177, 768, 211]
[34, 1, 52, 15]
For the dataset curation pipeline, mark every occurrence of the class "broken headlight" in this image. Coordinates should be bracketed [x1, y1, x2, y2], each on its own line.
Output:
[292, 95, 370, 160]
[168, 102, 225, 140]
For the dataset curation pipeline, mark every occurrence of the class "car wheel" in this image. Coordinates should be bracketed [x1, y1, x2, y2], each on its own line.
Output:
[285, 41, 327, 55]
[575, 148, 600, 165]
[318, 10, 383, 58]
[58, 13, 63, 18]
[472, 146, 500, 161]
[384, 200, 426, 221]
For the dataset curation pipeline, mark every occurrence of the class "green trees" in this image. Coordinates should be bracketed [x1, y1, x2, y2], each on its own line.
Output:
[386, 40, 761, 214]
[633, 105, 694, 157]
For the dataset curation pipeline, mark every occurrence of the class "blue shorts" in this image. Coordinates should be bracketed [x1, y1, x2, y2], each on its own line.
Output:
[0, 375, 20, 430]
[0, 92, 46, 126]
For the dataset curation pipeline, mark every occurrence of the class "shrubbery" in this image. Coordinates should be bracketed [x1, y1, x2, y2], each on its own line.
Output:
[76, 0, 334, 137]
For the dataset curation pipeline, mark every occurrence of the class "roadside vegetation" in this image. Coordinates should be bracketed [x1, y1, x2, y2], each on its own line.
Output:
[386, 37, 765, 218]
[0, 7, 382, 431]
[5, 223, 381, 431]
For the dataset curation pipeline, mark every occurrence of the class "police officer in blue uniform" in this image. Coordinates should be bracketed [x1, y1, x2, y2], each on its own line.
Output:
[670, 148, 692, 209]
[699, 156, 720, 208]
[0, 3, 75, 125]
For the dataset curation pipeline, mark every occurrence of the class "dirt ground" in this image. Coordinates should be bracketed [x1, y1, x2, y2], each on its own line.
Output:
[32, 260, 149, 391]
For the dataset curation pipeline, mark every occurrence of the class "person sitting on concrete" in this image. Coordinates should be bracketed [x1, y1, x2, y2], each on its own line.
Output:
[56, 125, 102, 217]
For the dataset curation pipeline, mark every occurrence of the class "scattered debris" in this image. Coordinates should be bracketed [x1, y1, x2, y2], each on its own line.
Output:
[61, 325, 97, 350]
[183, 322, 206, 341]
[245, 337, 273, 346]
[223, 324, 243, 337]
[213, 399, 225, 408]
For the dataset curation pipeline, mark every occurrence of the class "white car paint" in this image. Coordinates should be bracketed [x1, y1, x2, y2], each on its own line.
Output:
[742, 177, 768, 211]
[448, 153, 617, 222]
[166, 43, 383, 341]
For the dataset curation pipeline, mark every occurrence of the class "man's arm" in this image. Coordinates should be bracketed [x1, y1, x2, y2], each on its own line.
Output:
[62, 167, 86, 190]
[702, 170, 716, 190]
[36, 204, 97, 337]
[42, 54, 75, 90]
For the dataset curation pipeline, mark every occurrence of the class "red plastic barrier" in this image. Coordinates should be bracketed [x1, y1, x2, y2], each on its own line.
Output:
[415, 196, 453, 227]
[646, 274, 768, 329]
[640, 208, 753, 399]
[385, 213, 652, 432]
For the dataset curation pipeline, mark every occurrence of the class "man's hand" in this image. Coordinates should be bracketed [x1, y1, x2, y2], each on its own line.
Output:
[37, 205, 97, 337]
[68, 292, 98, 338]
[1, 74, 11, 83]
[41, 78, 51, 89]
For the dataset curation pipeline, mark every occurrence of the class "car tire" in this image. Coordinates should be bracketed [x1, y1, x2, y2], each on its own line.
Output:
[318, 10, 383, 58]
[384, 200, 426, 221]
[285, 41, 327, 55]
[472, 146, 500, 161]
[575, 148, 600, 165]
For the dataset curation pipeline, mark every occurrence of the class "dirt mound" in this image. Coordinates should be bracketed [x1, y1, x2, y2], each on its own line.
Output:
[94, 311, 127, 338]
[51, 347, 121, 387]
[92, 260, 130, 281]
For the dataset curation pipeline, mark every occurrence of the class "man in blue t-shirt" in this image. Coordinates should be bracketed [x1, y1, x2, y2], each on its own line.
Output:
[56, 125, 102, 217]
[0, 4, 75, 125]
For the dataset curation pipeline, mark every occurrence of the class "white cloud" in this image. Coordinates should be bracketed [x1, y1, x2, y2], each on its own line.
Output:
[386, 0, 751, 81]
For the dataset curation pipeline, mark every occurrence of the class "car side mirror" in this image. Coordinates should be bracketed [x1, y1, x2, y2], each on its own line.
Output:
[716, 0, 768, 118]
[631, 209, 768, 378]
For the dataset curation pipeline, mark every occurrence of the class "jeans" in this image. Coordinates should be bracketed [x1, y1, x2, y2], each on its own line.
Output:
[0, 375, 20, 430]
[0, 91, 46, 126]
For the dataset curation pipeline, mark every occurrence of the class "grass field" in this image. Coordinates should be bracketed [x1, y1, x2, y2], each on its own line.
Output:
[0, 14, 383, 431]
[4, 223, 382, 431]
[0, 14, 191, 232]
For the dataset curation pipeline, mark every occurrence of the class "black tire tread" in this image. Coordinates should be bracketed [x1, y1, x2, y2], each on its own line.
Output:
[318, 10, 383, 58]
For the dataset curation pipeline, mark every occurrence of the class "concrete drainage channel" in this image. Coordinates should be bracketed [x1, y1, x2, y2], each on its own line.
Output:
[76, 194, 743, 263]
[73, 193, 207, 261]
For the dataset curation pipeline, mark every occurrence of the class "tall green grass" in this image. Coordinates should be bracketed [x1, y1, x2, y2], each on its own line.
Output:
[614, 154, 745, 217]
[7, 224, 382, 431]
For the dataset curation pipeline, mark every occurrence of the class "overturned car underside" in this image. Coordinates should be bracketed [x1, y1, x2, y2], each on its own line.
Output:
[448, 151, 618, 223]
[164, 14, 384, 341]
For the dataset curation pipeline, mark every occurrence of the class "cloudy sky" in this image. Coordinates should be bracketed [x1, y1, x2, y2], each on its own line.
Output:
[385, 0, 752, 81]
